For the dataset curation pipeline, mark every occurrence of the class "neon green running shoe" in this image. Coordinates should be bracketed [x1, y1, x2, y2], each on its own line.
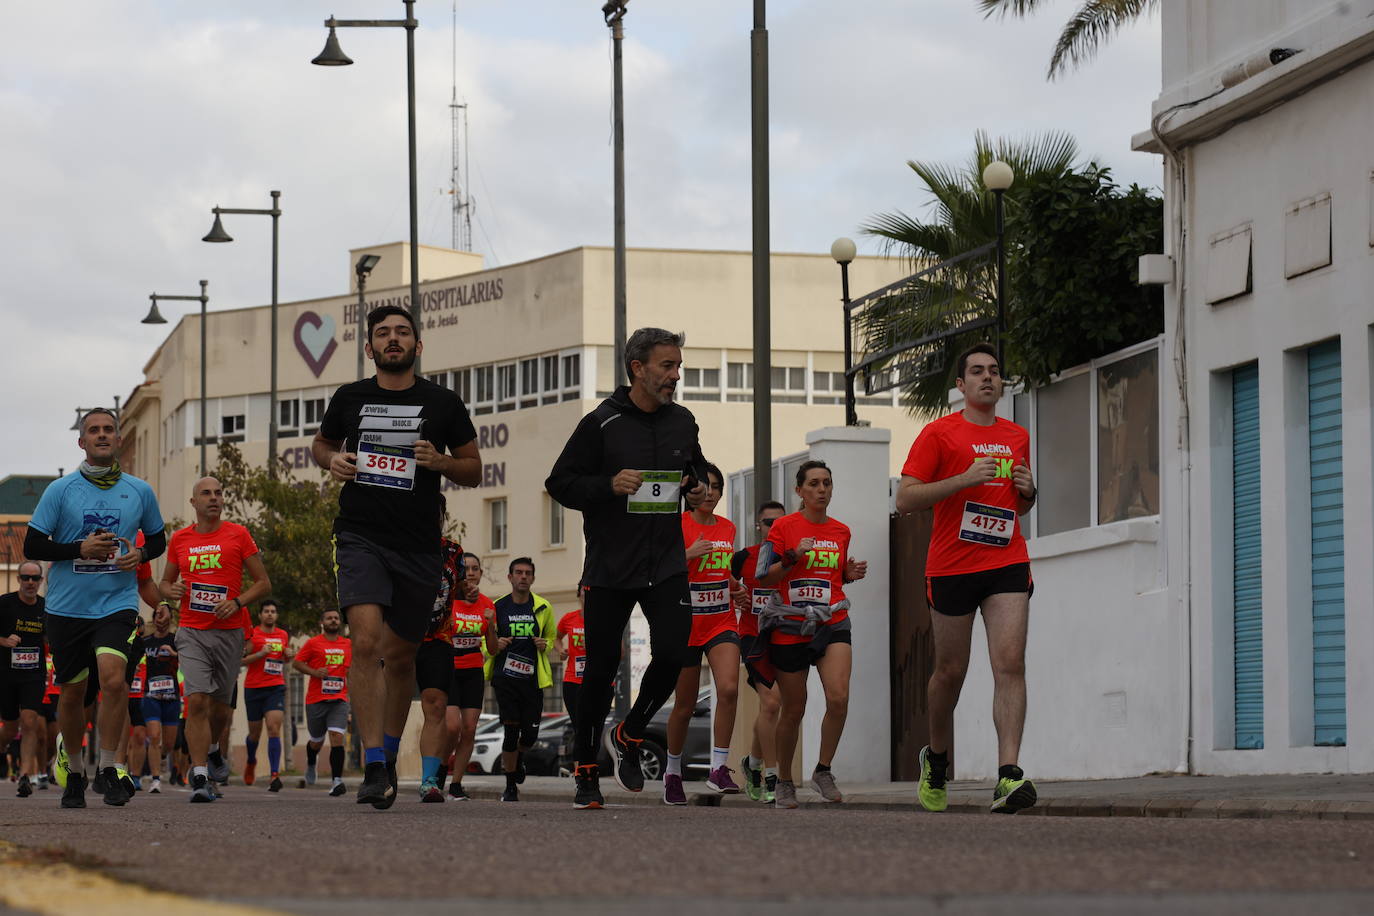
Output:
[53, 732, 70, 789]
[990, 770, 1037, 814]
[917, 746, 947, 812]
[740, 756, 763, 802]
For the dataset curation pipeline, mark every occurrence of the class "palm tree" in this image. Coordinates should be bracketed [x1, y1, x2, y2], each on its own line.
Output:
[858, 130, 1079, 413]
[979, 0, 1159, 80]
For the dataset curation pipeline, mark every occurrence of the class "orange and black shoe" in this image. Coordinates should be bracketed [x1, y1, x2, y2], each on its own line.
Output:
[605, 721, 644, 793]
[573, 764, 603, 810]
[242, 761, 256, 786]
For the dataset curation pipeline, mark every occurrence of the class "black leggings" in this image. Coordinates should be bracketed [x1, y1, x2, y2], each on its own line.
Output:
[573, 575, 691, 764]
[562, 681, 580, 736]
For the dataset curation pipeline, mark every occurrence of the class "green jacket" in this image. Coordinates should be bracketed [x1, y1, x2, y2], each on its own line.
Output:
[483, 590, 556, 689]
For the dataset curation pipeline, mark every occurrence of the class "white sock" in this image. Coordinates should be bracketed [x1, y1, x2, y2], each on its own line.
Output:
[99, 749, 117, 769]
[666, 752, 682, 778]
[332, 776, 342, 786]
[208, 743, 220, 755]
[192, 765, 209, 780]
[711, 746, 729, 770]
[745, 754, 761, 770]
[765, 766, 777, 780]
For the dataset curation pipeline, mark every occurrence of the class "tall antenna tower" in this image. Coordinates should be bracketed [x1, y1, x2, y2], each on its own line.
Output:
[449, 1, 474, 252]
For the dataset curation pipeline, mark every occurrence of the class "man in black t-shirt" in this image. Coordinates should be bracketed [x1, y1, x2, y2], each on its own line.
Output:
[0, 561, 48, 796]
[313, 304, 480, 810]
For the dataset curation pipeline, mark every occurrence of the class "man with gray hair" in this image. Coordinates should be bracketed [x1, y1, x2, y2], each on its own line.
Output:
[547, 326, 709, 809]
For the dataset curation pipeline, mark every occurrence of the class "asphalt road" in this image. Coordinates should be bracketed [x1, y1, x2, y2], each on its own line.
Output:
[2, 782, 1373, 916]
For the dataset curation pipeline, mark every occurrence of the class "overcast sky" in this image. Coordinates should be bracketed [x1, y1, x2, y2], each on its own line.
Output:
[1, 0, 1160, 477]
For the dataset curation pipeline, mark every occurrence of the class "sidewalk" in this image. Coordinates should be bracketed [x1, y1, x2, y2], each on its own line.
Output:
[447, 771, 1374, 820]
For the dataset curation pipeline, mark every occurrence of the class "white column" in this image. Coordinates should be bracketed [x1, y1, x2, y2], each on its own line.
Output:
[801, 425, 892, 782]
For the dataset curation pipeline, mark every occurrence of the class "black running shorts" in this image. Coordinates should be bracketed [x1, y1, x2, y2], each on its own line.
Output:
[0, 679, 45, 719]
[46, 609, 140, 686]
[333, 531, 441, 644]
[925, 563, 1033, 617]
[449, 667, 485, 710]
[415, 639, 456, 693]
[768, 620, 853, 674]
[682, 629, 739, 669]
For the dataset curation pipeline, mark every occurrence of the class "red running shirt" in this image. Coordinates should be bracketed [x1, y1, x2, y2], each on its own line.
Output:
[682, 512, 739, 647]
[128, 657, 147, 700]
[557, 609, 586, 684]
[166, 522, 259, 631]
[902, 412, 1031, 577]
[244, 626, 290, 689]
[731, 544, 775, 639]
[451, 596, 493, 671]
[765, 513, 851, 646]
[297, 634, 352, 704]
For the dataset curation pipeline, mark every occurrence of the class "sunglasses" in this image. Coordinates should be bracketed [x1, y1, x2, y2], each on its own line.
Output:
[759, 518, 777, 528]
[18, 574, 41, 582]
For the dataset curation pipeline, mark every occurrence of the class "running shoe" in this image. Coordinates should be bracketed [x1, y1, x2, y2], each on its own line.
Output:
[190, 773, 214, 803]
[117, 766, 136, 799]
[268, 776, 283, 793]
[420, 777, 445, 803]
[763, 773, 777, 805]
[242, 761, 256, 786]
[741, 757, 763, 801]
[706, 766, 740, 794]
[208, 752, 230, 785]
[990, 769, 1037, 814]
[573, 764, 603, 810]
[16, 774, 31, 797]
[917, 746, 948, 813]
[131, 776, 142, 792]
[605, 721, 644, 793]
[810, 768, 843, 803]
[36, 773, 49, 791]
[448, 781, 469, 800]
[328, 780, 347, 797]
[92, 768, 109, 795]
[53, 733, 69, 789]
[774, 779, 798, 809]
[102, 767, 131, 806]
[514, 758, 527, 785]
[356, 761, 395, 809]
[385, 755, 399, 808]
[60, 772, 86, 808]
[662, 773, 687, 806]
[304, 761, 317, 786]
[148, 777, 162, 794]
[501, 785, 519, 802]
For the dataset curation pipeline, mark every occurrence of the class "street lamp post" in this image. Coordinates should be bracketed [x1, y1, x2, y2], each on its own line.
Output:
[355, 254, 381, 380]
[313, 1, 423, 372]
[203, 190, 282, 475]
[751, 0, 772, 505]
[981, 160, 1014, 365]
[142, 280, 210, 474]
[603, 1, 629, 387]
[831, 237, 857, 426]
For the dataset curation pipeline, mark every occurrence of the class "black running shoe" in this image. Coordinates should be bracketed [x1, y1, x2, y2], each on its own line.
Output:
[101, 767, 130, 807]
[448, 781, 469, 800]
[501, 785, 519, 802]
[606, 721, 644, 793]
[573, 764, 603, 810]
[16, 774, 31, 797]
[328, 781, 347, 797]
[515, 758, 527, 785]
[119, 772, 136, 798]
[92, 769, 109, 794]
[356, 762, 396, 809]
[61, 772, 87, 809]
[268, 776, 283, 793]
[190, 774, 214, 803]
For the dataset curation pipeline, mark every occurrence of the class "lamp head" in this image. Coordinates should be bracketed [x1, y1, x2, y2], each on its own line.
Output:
[202, 212, 233, 243]
[312, 26, 353, 66]
[141, 299, 168, 325]
[982, 160, 1014, 192]
[356, 253, 381, 276]
[830, 237, 857, 265]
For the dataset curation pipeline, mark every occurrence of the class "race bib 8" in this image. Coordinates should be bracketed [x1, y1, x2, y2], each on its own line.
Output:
[356, 441, 417, 491]
[189, 582, 229, 615]
[322, 677, 345, 695]
[689, 580, 731, 615]
[958, 500, 1015, 547]
[264, 659, 284, 676]
[627, 471, 680, 514]
[788, 578, 831, 608]
[148, 675, 176, 698]
[11, 649, 39, 670]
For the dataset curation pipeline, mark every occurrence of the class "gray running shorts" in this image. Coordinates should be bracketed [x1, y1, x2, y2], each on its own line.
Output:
[175, 627, 244, 705]
[306, 700, 351, 742]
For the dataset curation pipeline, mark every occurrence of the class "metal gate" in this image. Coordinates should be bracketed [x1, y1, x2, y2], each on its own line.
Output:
[889, 509, 939, 779]
[1307, 340, 1345, 746]
[1232, 363, 1263, 749]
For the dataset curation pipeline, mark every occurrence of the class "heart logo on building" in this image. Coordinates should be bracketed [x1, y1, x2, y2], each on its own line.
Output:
[294, 311, 338, 378]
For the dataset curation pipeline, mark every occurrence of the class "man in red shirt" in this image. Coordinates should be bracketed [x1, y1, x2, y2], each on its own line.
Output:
[896, 344, 1038, 815]
[293, 609, 352, 796]
[160, 477, 272, 803]
[555, 588, 587, 734]
[241, 599, 292, 791]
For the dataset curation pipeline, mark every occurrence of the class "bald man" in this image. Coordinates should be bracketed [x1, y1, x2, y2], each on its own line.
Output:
[159, 477, 271, 803]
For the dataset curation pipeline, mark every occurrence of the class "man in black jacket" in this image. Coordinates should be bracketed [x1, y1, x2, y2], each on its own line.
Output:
[546, 327, 707, 810]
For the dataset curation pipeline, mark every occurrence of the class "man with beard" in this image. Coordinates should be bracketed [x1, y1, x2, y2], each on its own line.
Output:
[313, 305, 480, 810]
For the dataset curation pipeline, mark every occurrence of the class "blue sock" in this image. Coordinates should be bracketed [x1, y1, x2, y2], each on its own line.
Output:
[364, 746, 386, 766]
[245, 737, 258, 764]
[382, 733, 402, 757]
[422, 756, 440, 782]
[267, 737, 281, 774]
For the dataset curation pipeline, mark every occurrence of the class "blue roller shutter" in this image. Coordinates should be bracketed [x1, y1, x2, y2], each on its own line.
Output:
[1232, 364, 1262, 749]
[1307, 340, 1345, 746]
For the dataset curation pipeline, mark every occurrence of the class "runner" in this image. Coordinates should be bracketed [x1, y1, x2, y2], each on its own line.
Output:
[24, 407, 166, 807]
[141, 603, 180, 794]
[446, 551, 492, 800]
[160, 476, 271, 803]
[293, 609, 352, 797]
[732, 500, 786, 804]
[242, 598, 292, 791]
[0, 561, 48, 797]
[312, 304, 480, 809]
[547, 327, 708, 809]
[124, 633, 148, 792]
[113, 543, 160, 796]
[555, 586, 586, 738]
[754, 460, 868, 809]
[414, 537, 464, 802]
[663, 463, 741, 804]
[895, 342, 1038, 814]
[38, 651, 59, 789]
[483, 558, 554, 803]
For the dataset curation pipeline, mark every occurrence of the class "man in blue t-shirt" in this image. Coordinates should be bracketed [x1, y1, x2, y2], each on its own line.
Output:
[25, 408, 166, 809]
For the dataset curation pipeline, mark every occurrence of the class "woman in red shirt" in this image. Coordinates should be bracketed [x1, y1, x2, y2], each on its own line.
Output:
[758, 460, 867, 809]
